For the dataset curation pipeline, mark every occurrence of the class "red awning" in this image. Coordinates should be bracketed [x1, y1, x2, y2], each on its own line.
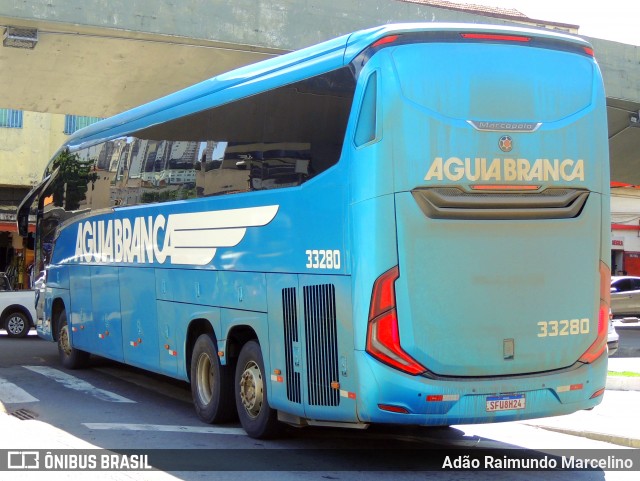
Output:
[0, 221, 35, 234]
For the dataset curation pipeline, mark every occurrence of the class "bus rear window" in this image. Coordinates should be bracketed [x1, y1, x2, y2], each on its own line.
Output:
[392, 43, 593, 122]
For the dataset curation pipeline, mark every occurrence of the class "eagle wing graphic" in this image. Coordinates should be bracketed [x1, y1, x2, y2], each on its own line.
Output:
[164, 205, 279, 265]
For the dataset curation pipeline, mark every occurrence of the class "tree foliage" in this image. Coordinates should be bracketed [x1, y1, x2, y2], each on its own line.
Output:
[49, 150, 98, 211]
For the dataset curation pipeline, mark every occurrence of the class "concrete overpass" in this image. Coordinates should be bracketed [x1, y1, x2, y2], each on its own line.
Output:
[1, 0, 639, 182]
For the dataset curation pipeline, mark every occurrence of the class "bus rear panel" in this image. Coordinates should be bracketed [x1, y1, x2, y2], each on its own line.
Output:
[350, 27, 609, 425]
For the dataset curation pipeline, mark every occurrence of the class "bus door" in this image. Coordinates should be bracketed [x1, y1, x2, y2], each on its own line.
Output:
[68, 265, 94, 351]
[91, 265, 124, 362]
[120, 267, 159, 371]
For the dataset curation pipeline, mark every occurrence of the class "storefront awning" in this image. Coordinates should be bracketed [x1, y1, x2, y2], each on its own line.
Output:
[0, 221, 35, 234]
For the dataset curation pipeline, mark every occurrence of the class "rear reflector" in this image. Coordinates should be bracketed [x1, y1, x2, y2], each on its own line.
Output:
[461, 33, 531, 42]
[426, 394, 460, 402]
[341, 390, 357, 399]
[557, 383, 584, 393]
[378, 404, 410, 414]
[590, 388, 605, 399]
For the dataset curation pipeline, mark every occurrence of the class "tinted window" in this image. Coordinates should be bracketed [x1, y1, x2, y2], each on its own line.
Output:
[613, 279, 633, 292]
[43, 67, 355, 212]
[354, 71, 377, 147]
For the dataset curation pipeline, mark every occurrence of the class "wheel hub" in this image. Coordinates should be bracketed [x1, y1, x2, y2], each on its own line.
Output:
[59, 325, 72, 355]
[196, 353, 214, 405]
[7, 315, 25, 335]
[239, 361, 263, 418]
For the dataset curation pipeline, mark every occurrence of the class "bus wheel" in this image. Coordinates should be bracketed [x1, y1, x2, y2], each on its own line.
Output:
[57, 310, 89, 369]
[235, 340, 280, 439]
[190, 334, 235, 423]
[5, 311, 30, 338]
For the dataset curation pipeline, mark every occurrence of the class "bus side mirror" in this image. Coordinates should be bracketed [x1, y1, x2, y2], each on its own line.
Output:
[16, 171, 55, 237]
[17, 205, 31, 237]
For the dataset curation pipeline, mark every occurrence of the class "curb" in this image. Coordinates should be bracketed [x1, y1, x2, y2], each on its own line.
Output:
[605, 375, 640, 391]
[532, 424, 640, 449]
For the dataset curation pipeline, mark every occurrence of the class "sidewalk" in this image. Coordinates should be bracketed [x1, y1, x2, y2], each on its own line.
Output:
[526, 356, 640, 448]
[607, 357, 640, 374]
[607, 356, 640, 391]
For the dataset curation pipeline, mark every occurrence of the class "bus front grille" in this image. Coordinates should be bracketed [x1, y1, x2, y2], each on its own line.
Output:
[282, 287, 301, 404]
[303, 284, 340, 407]
[412, 187, 589, 220]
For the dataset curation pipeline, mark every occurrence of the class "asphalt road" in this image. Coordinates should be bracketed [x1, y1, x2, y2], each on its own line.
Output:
[0, 332, 638, 481]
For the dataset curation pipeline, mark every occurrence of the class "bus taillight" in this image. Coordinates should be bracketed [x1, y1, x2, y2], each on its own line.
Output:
[371, 35, 399, 48]
[579, 262, 611, 363]
[366, 266, 427, 376]
[368, 266, 398, 319]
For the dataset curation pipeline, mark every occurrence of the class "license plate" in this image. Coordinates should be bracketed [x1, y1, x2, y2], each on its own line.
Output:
[486, 394, 526, 412]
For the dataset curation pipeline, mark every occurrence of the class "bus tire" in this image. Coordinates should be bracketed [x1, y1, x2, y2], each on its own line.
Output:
[57, 310, 89, 369]
[190, 334, 236, 424]
[4, 311, 30, 338]
[235, 340, 280, 439]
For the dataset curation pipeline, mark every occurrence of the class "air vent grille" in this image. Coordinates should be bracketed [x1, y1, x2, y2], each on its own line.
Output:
[282, 287, 301, 404]
[303, 284, 340, 406]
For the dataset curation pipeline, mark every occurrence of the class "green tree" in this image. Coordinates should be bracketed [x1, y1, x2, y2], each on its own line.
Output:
[49, 150, 98, 211]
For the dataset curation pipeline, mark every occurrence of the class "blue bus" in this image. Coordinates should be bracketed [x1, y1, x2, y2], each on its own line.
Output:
[18, 23, 610, 438]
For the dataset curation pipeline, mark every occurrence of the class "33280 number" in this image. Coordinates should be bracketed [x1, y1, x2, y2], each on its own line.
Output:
[537, 319, 590, 337]
[305, 249, 341, 270]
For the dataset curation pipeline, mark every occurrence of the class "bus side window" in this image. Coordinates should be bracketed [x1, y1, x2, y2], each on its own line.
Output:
[354, 71, 378, 147]
[61, 67, 356, 205]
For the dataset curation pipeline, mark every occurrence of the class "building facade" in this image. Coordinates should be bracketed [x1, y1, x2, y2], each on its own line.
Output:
[611, 187, 640, 276]
[0, 109, 100, 286]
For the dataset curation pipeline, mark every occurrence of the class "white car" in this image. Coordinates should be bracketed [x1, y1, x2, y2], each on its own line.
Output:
[608, 312, 619, 357]
[610, 276, 640, 318]
[0, 272, 37, 338]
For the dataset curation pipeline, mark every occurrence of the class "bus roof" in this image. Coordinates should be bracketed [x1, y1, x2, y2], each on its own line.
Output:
[61, 22, 593, 154]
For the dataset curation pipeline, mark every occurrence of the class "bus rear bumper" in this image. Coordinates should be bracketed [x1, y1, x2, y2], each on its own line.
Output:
[354, 351, 607, 426]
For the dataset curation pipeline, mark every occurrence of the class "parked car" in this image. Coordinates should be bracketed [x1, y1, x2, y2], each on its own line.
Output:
[608, 315, 619, 357]
[0, 272, 37, 338]
[610, 276, 640, 318]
